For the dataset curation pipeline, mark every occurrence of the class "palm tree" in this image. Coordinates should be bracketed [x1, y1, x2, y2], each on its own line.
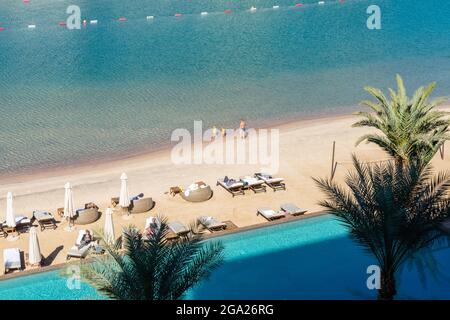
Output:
[79, 216, 224, 300]
[313, 156, 450, 300]
[353, 75, 449, 165]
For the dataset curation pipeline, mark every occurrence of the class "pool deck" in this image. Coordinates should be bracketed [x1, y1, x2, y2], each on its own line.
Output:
[0, 210, 329, 282]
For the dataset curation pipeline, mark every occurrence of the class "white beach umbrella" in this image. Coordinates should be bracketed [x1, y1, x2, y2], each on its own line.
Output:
[5, 192, 16, 228]
[104, 207, 115, 244]
[28, 226, 41, 266]
[119, 173, 130, 208]
[63, 182, 75, 221]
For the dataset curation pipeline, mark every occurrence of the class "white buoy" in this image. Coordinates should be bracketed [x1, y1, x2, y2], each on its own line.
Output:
[28, 24, 36, 29]
[273, 5, 280, 9]
[90, 20, 98, 24]
[318, 1, 325, 4]
[146, 15, 154, 20]
[200, 11, 208, 16]
[250, 6, 257, 12]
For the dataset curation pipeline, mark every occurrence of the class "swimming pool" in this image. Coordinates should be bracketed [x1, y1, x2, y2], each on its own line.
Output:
[0, 214, 449, 299]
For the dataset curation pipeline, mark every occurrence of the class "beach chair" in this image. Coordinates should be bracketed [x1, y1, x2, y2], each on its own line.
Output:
[197, 216, 227, 232]
[240, 176, 267, 193]
[33, 211, 57, 231]
[168, 221, 190, 237]
[255, 173, 286, 191]
[74, 203, 100, 225]
[3, 248, 23, 274]
[142, 216, 162, 240]
[280, 203, 307, 216]
[216, 177, 245, 197]
[130, 197, 154, 214]
[257, 207, 285, 221]
[66, 230, 96, 260]
[15, 215, 32, 233]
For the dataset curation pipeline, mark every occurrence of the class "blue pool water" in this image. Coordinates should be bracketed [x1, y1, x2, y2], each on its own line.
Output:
[0, 0, 449, 174]
[0, 215, 449, 299]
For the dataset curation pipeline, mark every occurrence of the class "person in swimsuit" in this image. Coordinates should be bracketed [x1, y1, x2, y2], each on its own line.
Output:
[239, 119, 247, 139]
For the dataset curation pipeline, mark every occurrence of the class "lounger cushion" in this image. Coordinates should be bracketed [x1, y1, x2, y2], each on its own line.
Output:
[33, 211, 54, 221]
[257, 208, 285, 220]
[240, 177, 264, 186]
[218, 179, 243, 189]
[198, 216, 226, 229]
[4, 248, 21, 270]
[169, 221, 189, 234]
[258, 208, 277, 217]
[67, 244, 91, 258]
[281, 203, 307, 215]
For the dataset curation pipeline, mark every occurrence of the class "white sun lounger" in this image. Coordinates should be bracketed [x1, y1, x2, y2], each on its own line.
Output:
[66, 230, 94, 260]
[145, 216, 162, 230]
[197, 216, 227, 231]
[33, 210, 57, 231]
[257, 207, 285, 221]
[217, 178, 245, 197]
[280, 203, 307, 216]
[255, 173, 286, 191]
[168, 221, 189, 236]
[143, 216, 162, 240]
[240, 176, 267, 193]
[4, 248, 22, 274]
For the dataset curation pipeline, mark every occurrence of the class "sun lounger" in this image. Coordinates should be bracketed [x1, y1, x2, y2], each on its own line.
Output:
[15, 216, 32, 232]
[240, 176, 267, 193]
[33, 211, 57, 231]
[142, 216, 162, 240]
[217, 177, 245, 197]
[66, 230, 96, 260]
[4, 248, 22, 274]
[197, 216, 227, 231]
[257, 207, 285, 221]
[145, 216, 162, 230]
[255, 173, 286, 191]
[168, 221, 190, 236]
[280, 203, 307, 216]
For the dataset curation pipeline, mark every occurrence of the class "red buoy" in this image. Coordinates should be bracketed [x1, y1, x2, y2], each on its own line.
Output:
[59, 22, 67, 27]
[118, 17, 127, 22]
[23, 0, 30, 3]
[0, 27, 5, 32]
[174, 13, 182, 17]
[295, 3, 303, 7]
[224, 9, 232, 14]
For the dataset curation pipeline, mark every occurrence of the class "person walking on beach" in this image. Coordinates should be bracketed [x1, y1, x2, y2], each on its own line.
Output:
[212, 125, 218, 140]
[239, 118, 247, 139]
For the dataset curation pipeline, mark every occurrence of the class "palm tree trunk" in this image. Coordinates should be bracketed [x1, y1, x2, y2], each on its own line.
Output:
[377, 270, 397, 300]
[395, 156, 404, 169]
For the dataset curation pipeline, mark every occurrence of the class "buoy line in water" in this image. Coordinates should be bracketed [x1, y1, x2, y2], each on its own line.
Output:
[1, 0, 347, 32]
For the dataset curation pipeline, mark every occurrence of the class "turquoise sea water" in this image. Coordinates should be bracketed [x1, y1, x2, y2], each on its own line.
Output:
[0, 0, 449, 174]
[0, 215, 448, 300]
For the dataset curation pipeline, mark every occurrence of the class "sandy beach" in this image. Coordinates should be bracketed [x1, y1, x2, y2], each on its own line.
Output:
[1, 109, 450, 275]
